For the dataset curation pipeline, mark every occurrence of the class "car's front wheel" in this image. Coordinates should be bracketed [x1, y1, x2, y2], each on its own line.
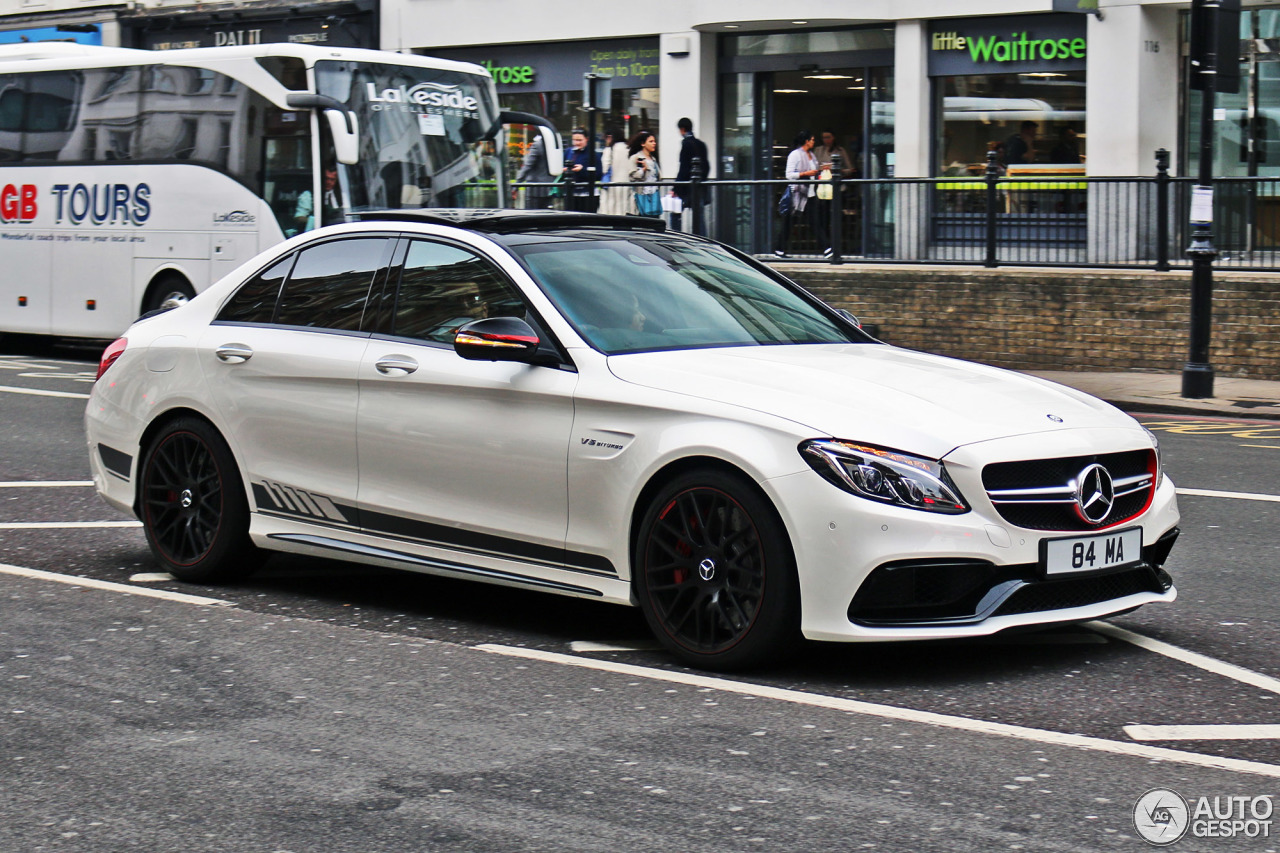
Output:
[635, 469, 800, 670]
[139, 417, 262, 583]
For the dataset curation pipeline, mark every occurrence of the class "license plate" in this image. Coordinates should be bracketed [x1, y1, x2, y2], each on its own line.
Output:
[1042, 527, 1142, 576]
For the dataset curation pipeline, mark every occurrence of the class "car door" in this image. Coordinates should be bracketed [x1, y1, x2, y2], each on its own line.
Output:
[198, 235, 394, 526]
[356, 237, 578, 567]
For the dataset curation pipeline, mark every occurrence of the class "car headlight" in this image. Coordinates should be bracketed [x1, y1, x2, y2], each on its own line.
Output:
[799, 439, 969, 514]
[1143, 426, 1164, 488]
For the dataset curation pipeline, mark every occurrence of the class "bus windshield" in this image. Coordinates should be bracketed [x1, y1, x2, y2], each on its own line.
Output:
[315, 60, 501, 212]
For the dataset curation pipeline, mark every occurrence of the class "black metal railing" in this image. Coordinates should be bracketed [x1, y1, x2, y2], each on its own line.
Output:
[508, 153, 1280, 271]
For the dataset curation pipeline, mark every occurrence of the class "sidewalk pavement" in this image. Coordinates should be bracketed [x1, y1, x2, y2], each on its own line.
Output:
[1026, 371, 1280, 421]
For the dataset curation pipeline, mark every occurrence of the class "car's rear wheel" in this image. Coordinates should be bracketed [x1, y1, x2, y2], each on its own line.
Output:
[635, 469, 800, 670]
[139, 417, 261, 583]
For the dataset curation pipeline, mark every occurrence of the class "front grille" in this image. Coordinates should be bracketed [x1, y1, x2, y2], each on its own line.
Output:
[992, 566, 1165, 617]
[982, 449, 1155, 531]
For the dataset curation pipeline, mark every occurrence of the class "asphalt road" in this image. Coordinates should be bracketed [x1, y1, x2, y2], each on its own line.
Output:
[4, 342, 1280, 852]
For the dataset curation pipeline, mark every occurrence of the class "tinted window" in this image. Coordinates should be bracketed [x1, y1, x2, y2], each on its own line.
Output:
[275, 238, 389, 331]
[216, 255, 294, 324]
[392, 241, 526, 343]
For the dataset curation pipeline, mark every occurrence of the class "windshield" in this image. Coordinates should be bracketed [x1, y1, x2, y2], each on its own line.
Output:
[507, 235, 863, 355]
[315, 60, 502, 211]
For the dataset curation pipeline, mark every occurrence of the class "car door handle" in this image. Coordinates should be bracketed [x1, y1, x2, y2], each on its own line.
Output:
[374, 354, 418, 376]
[215, 343, 254, 364]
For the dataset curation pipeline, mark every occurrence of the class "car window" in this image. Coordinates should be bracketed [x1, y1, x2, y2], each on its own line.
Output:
[392, 240, 527, 343]
[510, 236, 858, 354]
[216, 254, 294, 324]
[274, 237, 390, 331]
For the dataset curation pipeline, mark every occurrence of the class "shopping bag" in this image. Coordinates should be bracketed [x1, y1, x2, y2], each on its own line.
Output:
[661, 194, 683, 214]
[636, 191, 662, 217]
[817, 169, 833, 201]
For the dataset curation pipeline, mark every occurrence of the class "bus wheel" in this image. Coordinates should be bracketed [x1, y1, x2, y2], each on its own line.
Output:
[143, 274, 196, 315]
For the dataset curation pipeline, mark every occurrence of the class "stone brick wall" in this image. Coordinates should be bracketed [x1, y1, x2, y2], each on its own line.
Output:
[777, 264, 1280, 380]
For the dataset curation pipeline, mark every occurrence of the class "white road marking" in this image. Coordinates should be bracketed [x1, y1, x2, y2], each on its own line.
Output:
[1125, 725, 1280, 742]
[570, 640, 661, 653]
[1176, 487, 1280, 503]
[0, 385, 91, 400]
[0, 481, 94, 488]
[128, 572, 177, 583]
[0, 521, 141, 530]
[1088, 622, 1280, 696]
[568, 633, 1107, 654]
[477, 644, 1280, 779]
[17, 371, 96, 383]
[0, 563, 230, 606]
[969, 632, 1108, 646]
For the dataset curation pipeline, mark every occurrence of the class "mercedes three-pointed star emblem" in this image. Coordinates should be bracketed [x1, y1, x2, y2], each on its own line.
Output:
[1074, 463, 1115, 524]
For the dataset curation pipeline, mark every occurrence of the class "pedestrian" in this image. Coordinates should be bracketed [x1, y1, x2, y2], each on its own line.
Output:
[671, 116, 710, 235]
[813, 129, 853, 247]
[628, 131, 662, 217]
[774, 130, 831, 259]
[515, 132, 554, 209]
[598, 128, 631, 216]
[1004, 121, 1038, 166]
[1050, 127, 1082, 164]
[814, 129, 855, 178]
[564, 128, 601, 212]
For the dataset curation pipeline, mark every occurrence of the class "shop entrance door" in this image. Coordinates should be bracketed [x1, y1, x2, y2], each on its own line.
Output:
[718, 65, 893, 256]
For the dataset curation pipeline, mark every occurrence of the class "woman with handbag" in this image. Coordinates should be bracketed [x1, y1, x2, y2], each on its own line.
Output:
[774, 129, 831, 259]
[627, 131, 662, 218]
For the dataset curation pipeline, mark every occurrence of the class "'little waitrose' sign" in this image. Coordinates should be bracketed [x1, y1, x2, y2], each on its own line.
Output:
[928, 13, 1087, 77]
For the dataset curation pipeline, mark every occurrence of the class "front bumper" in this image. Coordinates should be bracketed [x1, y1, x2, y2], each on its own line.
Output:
[766, 456, 1181, 643]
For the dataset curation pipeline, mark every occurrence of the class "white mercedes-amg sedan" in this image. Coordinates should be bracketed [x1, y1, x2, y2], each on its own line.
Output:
[86, 210, 1179, 669]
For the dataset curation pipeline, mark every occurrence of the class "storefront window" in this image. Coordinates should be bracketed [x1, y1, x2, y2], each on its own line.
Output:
[1185, 8, 1279, 178]
[936, 71, 1086, 176]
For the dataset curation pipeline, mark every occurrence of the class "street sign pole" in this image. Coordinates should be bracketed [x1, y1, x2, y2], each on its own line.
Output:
[1183, 0, 1222, 399]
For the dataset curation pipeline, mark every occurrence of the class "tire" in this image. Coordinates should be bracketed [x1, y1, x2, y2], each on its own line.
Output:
[635, 468, 800, 670]
[143, 274, 196, 315]
[139, 417, 262, 583]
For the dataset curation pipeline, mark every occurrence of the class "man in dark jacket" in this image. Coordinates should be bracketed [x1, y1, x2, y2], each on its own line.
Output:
[672, 117, 710, 235]
[564, 128, 600, 212]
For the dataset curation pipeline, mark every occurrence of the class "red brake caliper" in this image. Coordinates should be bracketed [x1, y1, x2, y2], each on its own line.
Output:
[660, 498, 698, 585]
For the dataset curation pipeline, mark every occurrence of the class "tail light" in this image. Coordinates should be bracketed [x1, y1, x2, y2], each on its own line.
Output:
[96, 337, 128, 381]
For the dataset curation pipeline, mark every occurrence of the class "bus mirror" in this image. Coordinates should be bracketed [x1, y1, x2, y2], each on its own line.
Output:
[324, 109, 360, 166]
[538, 125, 565, 176]
[497, 109, 565, 175]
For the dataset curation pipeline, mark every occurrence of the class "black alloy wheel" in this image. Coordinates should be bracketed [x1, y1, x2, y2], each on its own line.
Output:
[140, 417, 261, 583]
[636, 469, 799, 670]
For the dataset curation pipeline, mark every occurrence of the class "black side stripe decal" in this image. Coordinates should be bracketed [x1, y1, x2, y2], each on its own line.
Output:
[252, 481, 615, 576]
[267, 533, 604, 597]
[360, 508, 616, 576]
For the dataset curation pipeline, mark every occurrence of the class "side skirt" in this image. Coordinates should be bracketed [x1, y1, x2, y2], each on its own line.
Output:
[268, 532, 604, 598]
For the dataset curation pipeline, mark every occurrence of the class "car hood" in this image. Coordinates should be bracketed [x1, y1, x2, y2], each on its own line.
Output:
[606, 344, 1133, 458]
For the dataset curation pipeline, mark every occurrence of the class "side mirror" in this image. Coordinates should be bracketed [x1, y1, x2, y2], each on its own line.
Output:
[497, 109, 565, 175]
[324, 109, 360, 165]
[836, 308, 862, 328]
[538, 124, 565, 176]
[454, 317, 540, 362]
[285, 93, 360, 165]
